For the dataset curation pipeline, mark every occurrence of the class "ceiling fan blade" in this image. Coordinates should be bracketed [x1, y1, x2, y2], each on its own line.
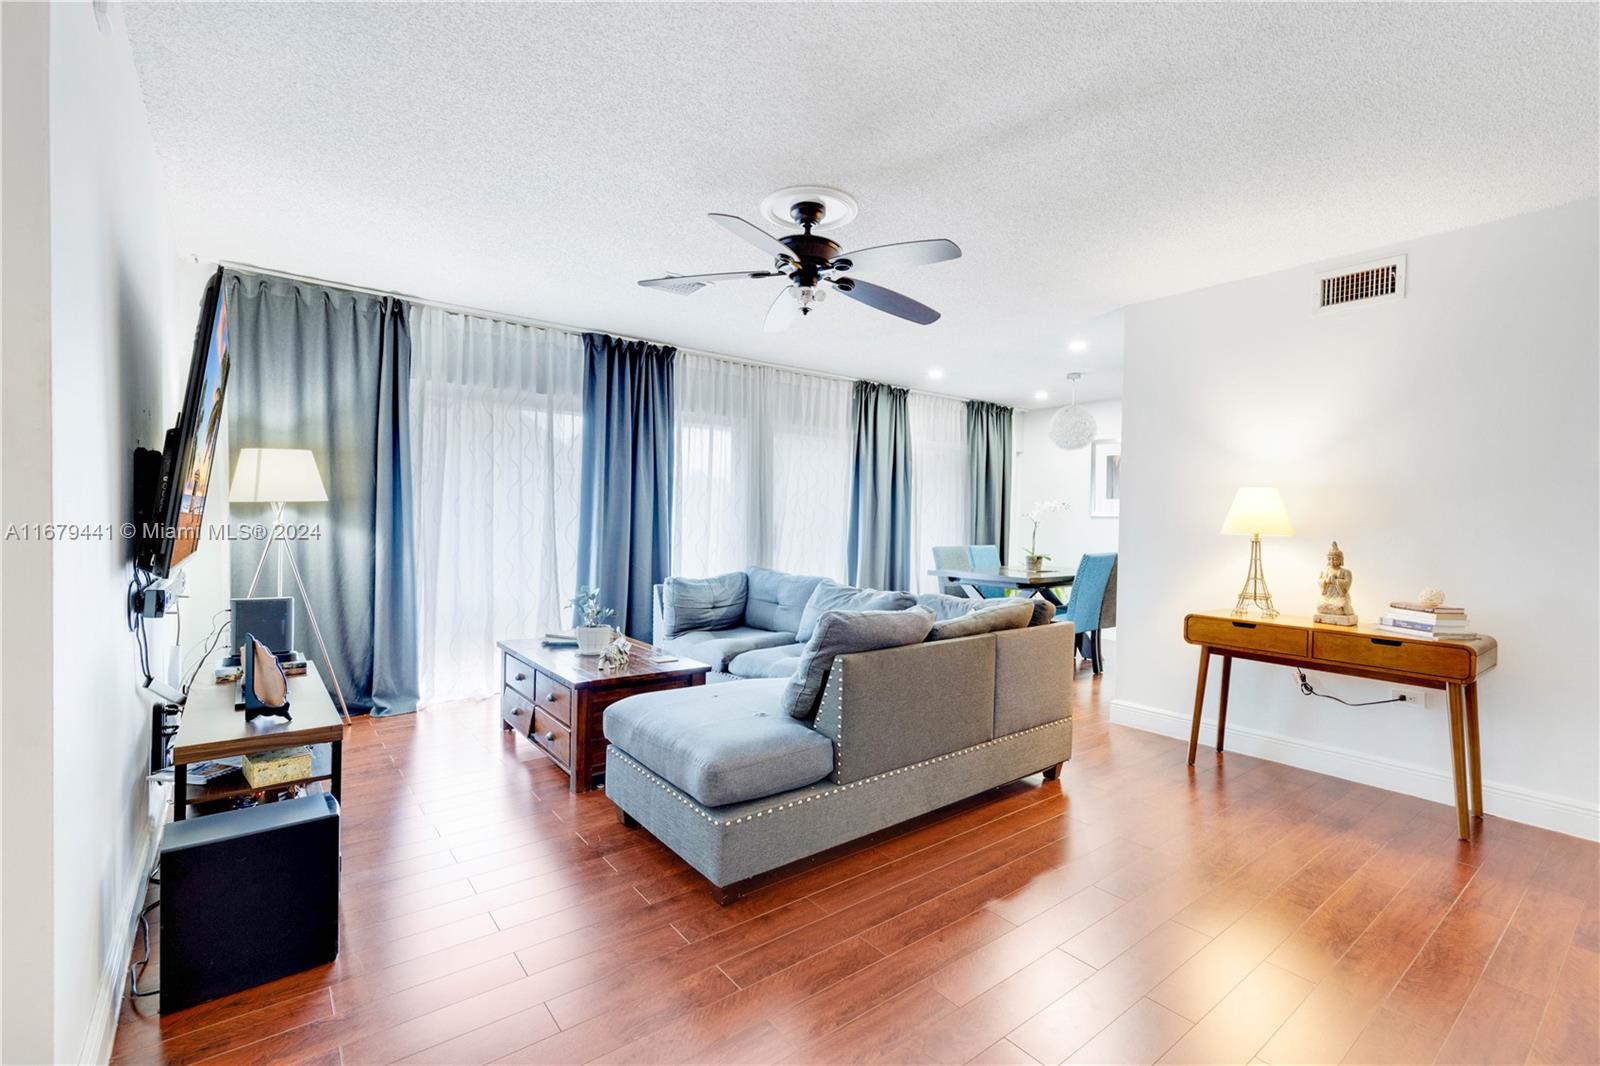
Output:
[763, 286, 799, 333]
[638, 270, 782, 295]
[831, 278, 940, 325]
[833, 238, 961, 274]
[709, 213, 794, 261]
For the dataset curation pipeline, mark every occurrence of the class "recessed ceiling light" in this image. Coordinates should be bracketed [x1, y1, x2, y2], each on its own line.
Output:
[1034, 390, 1050, 401]
[1067, 339, 1089, 353]
[927, 368, 945, 380]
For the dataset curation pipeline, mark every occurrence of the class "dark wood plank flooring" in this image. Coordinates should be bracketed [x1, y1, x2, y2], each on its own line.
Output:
[113, 656, 1600, 1064]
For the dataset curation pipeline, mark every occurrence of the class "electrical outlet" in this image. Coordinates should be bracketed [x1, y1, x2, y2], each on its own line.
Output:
[1390, 687, 1426, 707]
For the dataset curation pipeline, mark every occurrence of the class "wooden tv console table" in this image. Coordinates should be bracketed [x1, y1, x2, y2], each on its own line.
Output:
[1182, 610, 1498, 840]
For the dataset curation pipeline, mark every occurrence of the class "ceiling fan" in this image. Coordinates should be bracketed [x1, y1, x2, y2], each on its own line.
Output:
[638, 196, 961, 332]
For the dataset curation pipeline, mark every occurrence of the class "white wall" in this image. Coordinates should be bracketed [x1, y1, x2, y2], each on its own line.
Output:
[0, 4, 180, 1061]
[1115, 198, 1599, 840]
[1011, 400, 1121, 571]
[1, 4, 60, 1062]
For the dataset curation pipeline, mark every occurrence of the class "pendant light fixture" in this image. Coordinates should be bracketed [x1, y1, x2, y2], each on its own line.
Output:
[1048, 372, 1096, 450]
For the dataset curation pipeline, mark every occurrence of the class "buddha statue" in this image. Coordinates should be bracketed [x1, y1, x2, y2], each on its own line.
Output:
[1314, 541, 1358, 626]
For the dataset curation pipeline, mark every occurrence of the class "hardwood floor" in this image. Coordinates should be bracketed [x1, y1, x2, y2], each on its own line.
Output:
[113, 658, 1599, 1065]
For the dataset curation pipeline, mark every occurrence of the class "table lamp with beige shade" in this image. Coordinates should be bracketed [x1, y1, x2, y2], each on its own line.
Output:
[231, 447, 350, 722]
[1222, 487, 1293, 618]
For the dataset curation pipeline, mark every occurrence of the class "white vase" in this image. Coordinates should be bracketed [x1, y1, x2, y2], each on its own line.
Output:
[575, 625, 612, 655]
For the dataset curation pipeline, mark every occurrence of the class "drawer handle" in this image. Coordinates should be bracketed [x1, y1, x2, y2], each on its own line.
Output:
[544, 731, 556, 742]
[1231, 621, 1257, 629]
[545, 693, 559, 702]
[514, 672, 528, 682]
[1371, 637, 1403, 648]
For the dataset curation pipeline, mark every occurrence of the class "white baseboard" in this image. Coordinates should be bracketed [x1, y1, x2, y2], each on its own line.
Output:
[79, 783, 167, 1065]
[1110, 699, 1600, 842]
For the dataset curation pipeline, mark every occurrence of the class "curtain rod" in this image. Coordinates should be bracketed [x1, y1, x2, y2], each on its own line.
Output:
[213, 257, 991, 408]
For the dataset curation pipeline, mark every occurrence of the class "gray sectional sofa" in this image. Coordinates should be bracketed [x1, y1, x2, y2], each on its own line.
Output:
[650, 566, 916, 681]
[610, 570, 1074, 901]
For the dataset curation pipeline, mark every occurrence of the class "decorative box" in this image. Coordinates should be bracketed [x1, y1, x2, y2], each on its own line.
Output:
[242, 745, 313, 788]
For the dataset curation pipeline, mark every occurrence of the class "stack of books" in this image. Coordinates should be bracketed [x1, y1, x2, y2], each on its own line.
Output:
[1376, 602, 1477, 641]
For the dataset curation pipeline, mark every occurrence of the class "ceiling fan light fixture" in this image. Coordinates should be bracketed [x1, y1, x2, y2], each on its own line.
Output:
[1048, 372, 1097, 450]
[640, 202, 957, 328]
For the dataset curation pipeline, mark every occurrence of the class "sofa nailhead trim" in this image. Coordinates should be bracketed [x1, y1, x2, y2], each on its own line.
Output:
[607, 716, 1068, 828]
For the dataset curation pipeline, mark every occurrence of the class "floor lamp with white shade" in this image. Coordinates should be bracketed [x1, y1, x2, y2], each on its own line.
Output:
[231, 447, 352, 723]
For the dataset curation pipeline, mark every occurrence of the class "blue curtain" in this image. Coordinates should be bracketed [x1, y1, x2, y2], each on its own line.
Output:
[848, 381, 913, 590]
[577, 333, 675, 640]
[225, 272, 419, 716]
[966, 400, 1014, 562]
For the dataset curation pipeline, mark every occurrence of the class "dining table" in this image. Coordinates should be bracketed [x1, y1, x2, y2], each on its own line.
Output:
[926, 566, 1076, 606]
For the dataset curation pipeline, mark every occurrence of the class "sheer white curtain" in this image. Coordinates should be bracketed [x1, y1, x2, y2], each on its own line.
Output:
[672, 355, 765, 577]
[673, 353, 852, 580]
[410, 308, 584, 704]
[909, 392, 969, 593]
[766, 365, 853, 578]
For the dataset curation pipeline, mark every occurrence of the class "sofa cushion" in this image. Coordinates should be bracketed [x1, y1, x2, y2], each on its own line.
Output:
[727, 643, 806, 680]
[603, 680, 834, 807]
[798, 581, 918, 642]
[1025, 596, 1057, 627]
[928, 599, 1034, 641]
[658, 626, 797, 671]
[914, 592, 981, 621]
[660, 572, 748, 639]
[744, 567, 827, 634]
[782, 606, 936, 718]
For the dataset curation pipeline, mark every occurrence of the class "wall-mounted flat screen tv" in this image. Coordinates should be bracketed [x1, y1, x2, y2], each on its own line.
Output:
[137, 268, 231, 576]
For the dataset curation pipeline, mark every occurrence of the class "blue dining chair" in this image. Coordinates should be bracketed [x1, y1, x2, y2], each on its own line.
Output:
[931, 546, 975, 598]
[967, 544, 1006, 599]
[1060, 552, 1117, 674]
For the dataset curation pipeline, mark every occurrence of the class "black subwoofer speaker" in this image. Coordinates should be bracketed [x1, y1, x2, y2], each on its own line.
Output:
[159, 793, 339, 1013]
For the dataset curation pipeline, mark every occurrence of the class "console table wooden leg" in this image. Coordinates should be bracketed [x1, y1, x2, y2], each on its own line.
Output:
[1187, 647, 1210, 767]
[1447, 683, 1471, 840]
[1464, 682, 1483, 820]
[1215, 655, 1233, 754]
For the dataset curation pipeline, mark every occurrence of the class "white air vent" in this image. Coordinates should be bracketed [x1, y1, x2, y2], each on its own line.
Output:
[1316, 255, 1405, 312]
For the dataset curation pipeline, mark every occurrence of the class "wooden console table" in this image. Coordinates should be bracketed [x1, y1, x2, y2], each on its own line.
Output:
[498, 638, 711, 793]
[1182, 610, 1498, 839]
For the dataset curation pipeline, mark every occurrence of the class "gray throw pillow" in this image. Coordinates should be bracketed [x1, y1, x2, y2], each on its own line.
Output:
[661, 572, 748, 638]
[1025, 596, 1057, 627]
[914, 593, 981, 621]
[781, 606, 936, 718]
[797, 581, 917, 642]
[927, 598, 1034, 641]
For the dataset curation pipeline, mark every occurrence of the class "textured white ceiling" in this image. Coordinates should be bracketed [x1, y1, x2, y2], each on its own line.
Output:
[125, 2, 1596, 406]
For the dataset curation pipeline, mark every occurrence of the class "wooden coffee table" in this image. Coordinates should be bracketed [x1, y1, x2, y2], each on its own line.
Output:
[497, 637, 711, 792]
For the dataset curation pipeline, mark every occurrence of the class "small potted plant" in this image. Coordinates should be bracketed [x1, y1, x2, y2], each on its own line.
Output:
[567, 586, 616, 655]
[1023, 499, 1070, 573]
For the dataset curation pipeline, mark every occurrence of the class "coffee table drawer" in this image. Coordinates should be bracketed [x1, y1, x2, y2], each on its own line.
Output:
[535, 671, 574, 727]
[530, 706, 571, 768]
[504, 657, 537, 703]
[1313, 630, 1473, 680]
[1186, 615, 1310, 658]
[501, 689, 534, 735]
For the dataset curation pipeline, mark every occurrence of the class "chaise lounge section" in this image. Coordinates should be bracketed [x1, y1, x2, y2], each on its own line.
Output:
[605, 618, 1074, 901]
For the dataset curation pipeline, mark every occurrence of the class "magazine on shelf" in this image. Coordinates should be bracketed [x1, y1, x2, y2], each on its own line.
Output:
[152, 757, 244, 786]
